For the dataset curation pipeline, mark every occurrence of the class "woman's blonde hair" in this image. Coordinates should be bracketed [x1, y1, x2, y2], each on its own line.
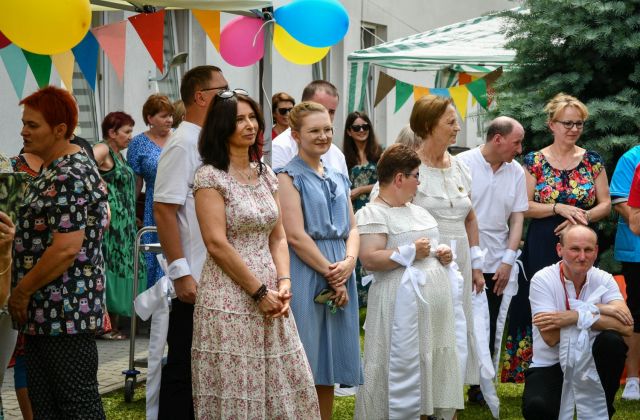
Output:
[288, 101, 328, 132]
[395, 125, 423, 151]
[544, 93, 589, 122]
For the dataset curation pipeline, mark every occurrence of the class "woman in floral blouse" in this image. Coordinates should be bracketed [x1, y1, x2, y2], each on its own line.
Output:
[342, 111, 382, 307]
[502, 93, 611, 382]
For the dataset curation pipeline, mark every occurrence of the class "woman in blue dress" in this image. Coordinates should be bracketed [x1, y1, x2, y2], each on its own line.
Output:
[277, 101, 363, 420]
[127, 94, 174, 288]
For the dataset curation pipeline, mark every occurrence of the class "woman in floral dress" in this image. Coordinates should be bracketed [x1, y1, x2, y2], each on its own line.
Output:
[502, 93, 611, 382]
[191, 90, 318, 419]
[343, 111, 382, 307]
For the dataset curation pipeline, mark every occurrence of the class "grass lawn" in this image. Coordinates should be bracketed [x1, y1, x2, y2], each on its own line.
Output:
[102, 382, 640, 419]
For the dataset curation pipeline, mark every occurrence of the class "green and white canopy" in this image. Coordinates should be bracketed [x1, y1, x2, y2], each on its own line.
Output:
[347, 8, 524, 111]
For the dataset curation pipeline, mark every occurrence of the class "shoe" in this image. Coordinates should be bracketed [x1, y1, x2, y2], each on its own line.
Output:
[467, 385, 486, 406]
[622, 378, 640, 401]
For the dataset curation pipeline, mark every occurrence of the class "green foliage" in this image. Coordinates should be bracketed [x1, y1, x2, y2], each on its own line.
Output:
[495, 0, 640, 272]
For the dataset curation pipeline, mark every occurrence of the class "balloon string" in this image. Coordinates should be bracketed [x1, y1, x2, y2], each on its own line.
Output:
[253, 18, 275, 47]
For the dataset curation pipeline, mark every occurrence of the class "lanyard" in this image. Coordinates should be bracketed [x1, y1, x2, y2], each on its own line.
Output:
[559, 262, 571, 311]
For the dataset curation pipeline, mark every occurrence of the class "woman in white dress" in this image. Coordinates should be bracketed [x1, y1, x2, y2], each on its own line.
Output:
[409, 95, 485, 388]
[355, 144, 463, 420]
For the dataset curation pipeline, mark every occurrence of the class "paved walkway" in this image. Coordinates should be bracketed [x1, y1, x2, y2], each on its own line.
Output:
[1, 337, 152, 419]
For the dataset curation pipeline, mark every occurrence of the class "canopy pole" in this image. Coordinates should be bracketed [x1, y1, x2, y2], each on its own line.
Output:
[258, 7, 274, 166]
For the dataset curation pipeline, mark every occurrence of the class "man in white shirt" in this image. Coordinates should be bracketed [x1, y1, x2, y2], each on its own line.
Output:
[153, 65, 228, 420]
[522, 225, 632, 419]
[271, 80, 348, 176]
[457, 117, 527, 359]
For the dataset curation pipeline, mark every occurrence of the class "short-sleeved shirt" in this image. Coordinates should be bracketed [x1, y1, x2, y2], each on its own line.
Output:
[153, 121, 206, 282]
[271, 128, 349, 177]
[610, 146, 640, 262]
[529, 262, 623, 368]
[13, 151, 108, 336]
[524, 150, 604, 208]
[628, 164, 640, 208]
[457, 147, 528, 272]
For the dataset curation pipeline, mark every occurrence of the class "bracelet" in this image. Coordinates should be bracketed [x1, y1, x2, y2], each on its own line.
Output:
[277, 276, 291, 282]
[251, 284, 268, 302]
[586, 210, 591, 223]
[0, 259, 11, 276]
[501, 249, 517, 266]
[552, 202, 558, 215]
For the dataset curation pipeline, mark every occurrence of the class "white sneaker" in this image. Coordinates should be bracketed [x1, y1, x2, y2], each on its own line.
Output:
[622, 378, 640, 401]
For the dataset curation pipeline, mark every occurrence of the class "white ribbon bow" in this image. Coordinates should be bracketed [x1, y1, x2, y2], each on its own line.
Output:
[390, 244, 428, 305]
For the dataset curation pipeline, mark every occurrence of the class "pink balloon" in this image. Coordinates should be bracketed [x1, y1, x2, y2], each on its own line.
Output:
[0, 31, 11, 49]
[219, 16, 264, 67]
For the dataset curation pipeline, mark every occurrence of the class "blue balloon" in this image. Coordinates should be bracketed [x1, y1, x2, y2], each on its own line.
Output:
[274, 0, 349, 48]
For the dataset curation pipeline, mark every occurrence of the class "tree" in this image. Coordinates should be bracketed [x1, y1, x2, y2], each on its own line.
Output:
[494, 0, 640, 271]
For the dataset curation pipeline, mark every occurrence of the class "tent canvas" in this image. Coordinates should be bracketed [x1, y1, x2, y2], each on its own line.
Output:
[347, 7, 523, 112]
[90, 0, 272, 11]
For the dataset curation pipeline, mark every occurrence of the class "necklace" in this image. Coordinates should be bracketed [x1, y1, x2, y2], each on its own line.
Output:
[230, 164, 254, 181]
[377, 194, 396, 207]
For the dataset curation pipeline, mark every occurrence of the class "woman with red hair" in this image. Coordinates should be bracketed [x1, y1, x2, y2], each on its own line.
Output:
[8, 86, 107, 418]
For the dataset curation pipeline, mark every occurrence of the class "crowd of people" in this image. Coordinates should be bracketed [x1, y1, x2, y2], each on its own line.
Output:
[0, 66, 640, 420]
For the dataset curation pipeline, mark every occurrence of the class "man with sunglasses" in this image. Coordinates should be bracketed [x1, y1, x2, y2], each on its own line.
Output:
[153, 65, 227, 420]
[271, 80, 349, 177]
[457, 116, 528, 402]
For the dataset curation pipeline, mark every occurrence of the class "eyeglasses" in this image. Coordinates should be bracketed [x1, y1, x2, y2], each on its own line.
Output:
[350, 124, 370, 132]
[277, 107, 293, 116]
[404, 172, 420, 180]
[217, 88, 249, 99]
[554, 120, 584, 130]
[199, 85, 228, 93]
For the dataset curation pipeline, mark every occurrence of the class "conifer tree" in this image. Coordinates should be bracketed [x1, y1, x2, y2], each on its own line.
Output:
[495, 0, 640, 271]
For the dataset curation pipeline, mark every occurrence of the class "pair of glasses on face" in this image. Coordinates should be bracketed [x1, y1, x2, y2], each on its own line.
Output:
[554, 120, 584, 130]
[404, 172, 419, 180]
[198, 85, 228, 94]
[350, 124, 370, 132]
[277, 107, 293, 116]
[217, 88, 249, 99]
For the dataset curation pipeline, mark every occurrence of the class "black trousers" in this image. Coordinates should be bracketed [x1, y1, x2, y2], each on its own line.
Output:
[622, 262, 640, 333]
[484, 273, 503, 357]
[522, 330, 628, 419]
[158, 299, 195, 420]
[26, 334, 105, 420]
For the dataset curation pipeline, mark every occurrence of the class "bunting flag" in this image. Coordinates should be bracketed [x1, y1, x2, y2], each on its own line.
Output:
[0, 31, 10, 49]
[128, 10, 165, 73]
[413, 86, 430, 102]
[449, 85, 469, 120]
[0, 43, 28, 98]
[72, 31, 99, 91]
[92, 20, 127, 82]
[192, 10, 220, 52]
[374, 72, 395, 107]
[373, 67, 502, 116]
[22, 50, 51, 88]
[395, 80, 413, 112]
[51, 50, 75, 92]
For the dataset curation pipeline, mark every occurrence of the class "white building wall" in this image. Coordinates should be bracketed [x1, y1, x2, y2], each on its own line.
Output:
[0, 0, 514, 157]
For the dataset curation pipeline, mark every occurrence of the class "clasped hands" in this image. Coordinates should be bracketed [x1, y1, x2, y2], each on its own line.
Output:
[258, 280, 293, 318]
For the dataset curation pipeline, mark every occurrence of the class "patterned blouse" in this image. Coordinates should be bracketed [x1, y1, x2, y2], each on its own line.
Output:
[523, 150, 604, 209]
[349, 161, 378, 212]
[13, 152, 108, 336]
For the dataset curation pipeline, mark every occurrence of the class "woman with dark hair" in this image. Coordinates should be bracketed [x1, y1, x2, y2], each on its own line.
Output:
[93, 112, 142, 339]
[191, 90, 319, 418]
[127, 94, 174, 288]
[271, 92, 295, 139]
[343, 111, 382, 307]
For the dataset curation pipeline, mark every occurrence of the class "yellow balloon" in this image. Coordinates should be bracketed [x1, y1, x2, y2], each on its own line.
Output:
[274, 24, 330, 65]
[0, 0, 91, 55]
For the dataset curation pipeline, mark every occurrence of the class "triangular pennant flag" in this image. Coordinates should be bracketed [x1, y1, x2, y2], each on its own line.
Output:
[192, 10, 220, 52]
[395, 80, 413, 112]
[413, 86, 430, 102]
[430, 88, 450, 98]
[449, 85, 469, 120]
[22, 50, 51, 88]
[92, 20, 127, 82]
[374, 72, 395, 107]
[467, 78, 488, 109]
[72, 31, 99, 91]
[129, 11, 165, 73]
[483, 67, 503, 86]
[51, 51, 75, 92]
[0, 43, 28, 98]
[458, 72, 472, 85]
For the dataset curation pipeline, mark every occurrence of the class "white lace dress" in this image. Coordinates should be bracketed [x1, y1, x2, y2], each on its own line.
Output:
[412, 155, 479, 385]
[354, 202, 463, 419]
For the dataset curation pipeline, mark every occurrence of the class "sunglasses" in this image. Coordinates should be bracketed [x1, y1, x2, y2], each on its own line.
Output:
[277, 107, 293, 116]
[217, 88, 249, 99]
[350, 124, 370, 132]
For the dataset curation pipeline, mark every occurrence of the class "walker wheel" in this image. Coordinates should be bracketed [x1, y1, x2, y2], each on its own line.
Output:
[124, 376, 136, 403]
